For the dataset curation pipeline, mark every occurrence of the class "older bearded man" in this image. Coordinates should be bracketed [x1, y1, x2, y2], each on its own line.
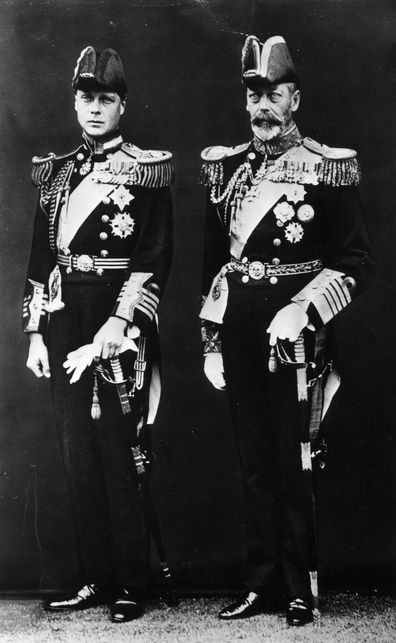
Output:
[199, 35, 374, 626]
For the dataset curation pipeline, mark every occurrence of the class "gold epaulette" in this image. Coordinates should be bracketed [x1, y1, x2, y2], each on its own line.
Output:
[303, 137, 361, 186]
[31, 153, 56, 188]
[120, 142, 174, 187]
[199, 142, 250, 186]
[31, 147, 82, 188]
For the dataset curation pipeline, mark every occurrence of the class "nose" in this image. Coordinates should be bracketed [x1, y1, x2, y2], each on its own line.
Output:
[89, 98, 101, 114]
[257, 94, 271, 112]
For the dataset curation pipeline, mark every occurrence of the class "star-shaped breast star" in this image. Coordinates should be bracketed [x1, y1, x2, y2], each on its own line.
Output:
[110, 185, 135, 211]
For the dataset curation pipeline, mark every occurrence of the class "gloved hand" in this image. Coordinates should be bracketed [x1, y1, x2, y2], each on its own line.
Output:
[204, 353, 226, 390]
[64, 337, 139, 384]
[26, 333, 51, 378]
[267, 302, 309, 346]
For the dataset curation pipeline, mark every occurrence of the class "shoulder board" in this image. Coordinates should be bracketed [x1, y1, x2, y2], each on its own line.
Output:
[201, 142, 250, 163]
[31, 146, 83, 188]
[200, 142, 250, 186]
[303, 137, 357, 161]
[121, 142, 173, 164]
[302, 137, 360, 186]
[92, 144, 174, 188]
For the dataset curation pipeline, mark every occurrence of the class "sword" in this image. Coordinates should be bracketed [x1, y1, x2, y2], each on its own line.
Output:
[108, 344, 178, 606]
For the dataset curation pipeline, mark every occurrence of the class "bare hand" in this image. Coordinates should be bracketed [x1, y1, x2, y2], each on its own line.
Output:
[267, 303, 309, 346]
[26, 333, 51, 378]
[93, 316, 128, 359]
[204, 353, 226, 390]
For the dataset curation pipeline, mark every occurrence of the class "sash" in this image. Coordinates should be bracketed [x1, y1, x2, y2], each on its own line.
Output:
[230, 179, 286, 259]
[57, 175, 115, 249]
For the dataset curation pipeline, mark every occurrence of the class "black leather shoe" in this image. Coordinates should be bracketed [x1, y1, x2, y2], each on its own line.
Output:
[45, 583, 109, 611]
[110, 588, 145, 623]
[219, 592, 277, 620]
[286, 598, 313, 626]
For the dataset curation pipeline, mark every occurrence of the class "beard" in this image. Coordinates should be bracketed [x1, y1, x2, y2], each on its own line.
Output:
[251, 110, 291, 142]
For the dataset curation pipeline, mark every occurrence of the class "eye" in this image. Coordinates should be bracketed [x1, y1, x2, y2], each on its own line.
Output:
[248, 93, 259, 103]
[103, 96, 115, 104]
[269, 92, 281, 101]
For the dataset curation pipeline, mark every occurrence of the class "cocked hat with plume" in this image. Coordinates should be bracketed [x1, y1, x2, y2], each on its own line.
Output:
[72, 46, 127, 98]
[241, 35, 299, 89]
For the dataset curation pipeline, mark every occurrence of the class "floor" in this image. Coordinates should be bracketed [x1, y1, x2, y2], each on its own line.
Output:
[0, 594, 395, 642]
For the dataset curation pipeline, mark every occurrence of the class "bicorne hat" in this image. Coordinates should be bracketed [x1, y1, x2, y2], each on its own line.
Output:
[241, 35, 299, 89]
[72, 46, 127, 98]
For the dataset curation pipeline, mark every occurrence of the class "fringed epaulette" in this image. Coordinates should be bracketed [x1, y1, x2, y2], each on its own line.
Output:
[91, 143, 174, 188]
[199, 142, 250, 187]
[31, 153, 56, 188]
[303, 138, 361, 186]
[31, 146, 83, 189]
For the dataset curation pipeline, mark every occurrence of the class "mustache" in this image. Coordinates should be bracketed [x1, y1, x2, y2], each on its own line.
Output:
[251, 114, 282, 127]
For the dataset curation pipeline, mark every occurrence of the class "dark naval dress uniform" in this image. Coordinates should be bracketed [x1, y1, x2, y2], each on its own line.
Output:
[200, 129, 374, 606]
[23, 132, 173, 595]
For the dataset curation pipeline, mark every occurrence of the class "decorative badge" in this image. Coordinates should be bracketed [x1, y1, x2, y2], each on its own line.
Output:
[284, 184, 306, 204]
[285, 221, 304, 244]
[79, 159, 92, 176]
[273, 201, 295, 226]
[110, 212, 135, 239]
[110, 185, 134, 211]
[297, 204, 315, 223]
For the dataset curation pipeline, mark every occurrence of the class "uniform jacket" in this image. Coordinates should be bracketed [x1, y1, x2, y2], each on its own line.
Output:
[199, 130, 374, 354]
[23, 133, 173, 337]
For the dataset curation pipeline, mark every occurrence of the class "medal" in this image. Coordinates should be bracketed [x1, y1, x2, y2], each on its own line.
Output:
[273, 201, 295, 225]
[285, 221, 304, 244]
[297, 204, 315, 222]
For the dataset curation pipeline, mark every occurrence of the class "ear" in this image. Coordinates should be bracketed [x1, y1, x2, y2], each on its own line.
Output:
[291, 89, 301, 113]
[119, 99, 126, 116]
[74, 93, 78, 113]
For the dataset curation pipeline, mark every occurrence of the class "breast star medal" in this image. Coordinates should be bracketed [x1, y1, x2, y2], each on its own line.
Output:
[110, 185, 134, 210]
[273, 201, 295, 227]
[285, 221, 304, 244]
[284, 184, 306, 204]
[110, 211, 135, 239]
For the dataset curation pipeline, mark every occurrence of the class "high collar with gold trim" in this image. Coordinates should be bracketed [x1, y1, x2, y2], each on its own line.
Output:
[252, 123, 302, 157]
[82, 131, 123, 156]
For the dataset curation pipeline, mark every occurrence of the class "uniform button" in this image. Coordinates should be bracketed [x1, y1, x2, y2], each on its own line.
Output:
[66, 267, 72, 274]
[107, 153, 114, 159]
[100, 249, 109, 257]
[242, 275, 249, 283]
[269, 276, 278, 285]
[273, 238, 281, 247]
[96, 268, 104, 276]
[101, 214, 109, 223]
[64, 247, 71, 256]
[77, 153, 84, 161]
[248, 152, 256, 160]
[102, 197, 110, 204]
[241, 256, 248, 263]
[99, 232, 108, 241]
[272, 257, 280, 266]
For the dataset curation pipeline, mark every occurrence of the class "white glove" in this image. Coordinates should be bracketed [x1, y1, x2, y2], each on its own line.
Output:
[63, 337, 139, 384]
[267, 302, 309, 346]
[204, 353, 226, 390]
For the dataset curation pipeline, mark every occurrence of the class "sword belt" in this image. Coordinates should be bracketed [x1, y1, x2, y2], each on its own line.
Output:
[229, 257, 323, 283]
[57, 253, 130, 275]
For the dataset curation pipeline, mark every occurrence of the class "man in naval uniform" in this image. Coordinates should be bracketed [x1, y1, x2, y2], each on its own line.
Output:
[200, 35, 373, 625]
[23, 46, 173, 622]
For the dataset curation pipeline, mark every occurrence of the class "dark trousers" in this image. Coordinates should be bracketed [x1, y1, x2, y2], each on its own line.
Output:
[47, 281, 149, 592]
[222, 277, 313, 601]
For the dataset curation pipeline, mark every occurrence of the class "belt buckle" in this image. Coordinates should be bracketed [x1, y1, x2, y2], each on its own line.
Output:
[248, 261, 266, 280]
[76, 254, 94, 272]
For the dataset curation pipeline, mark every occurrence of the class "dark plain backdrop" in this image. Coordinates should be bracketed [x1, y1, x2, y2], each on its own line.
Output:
[0, 0, 395, 596]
